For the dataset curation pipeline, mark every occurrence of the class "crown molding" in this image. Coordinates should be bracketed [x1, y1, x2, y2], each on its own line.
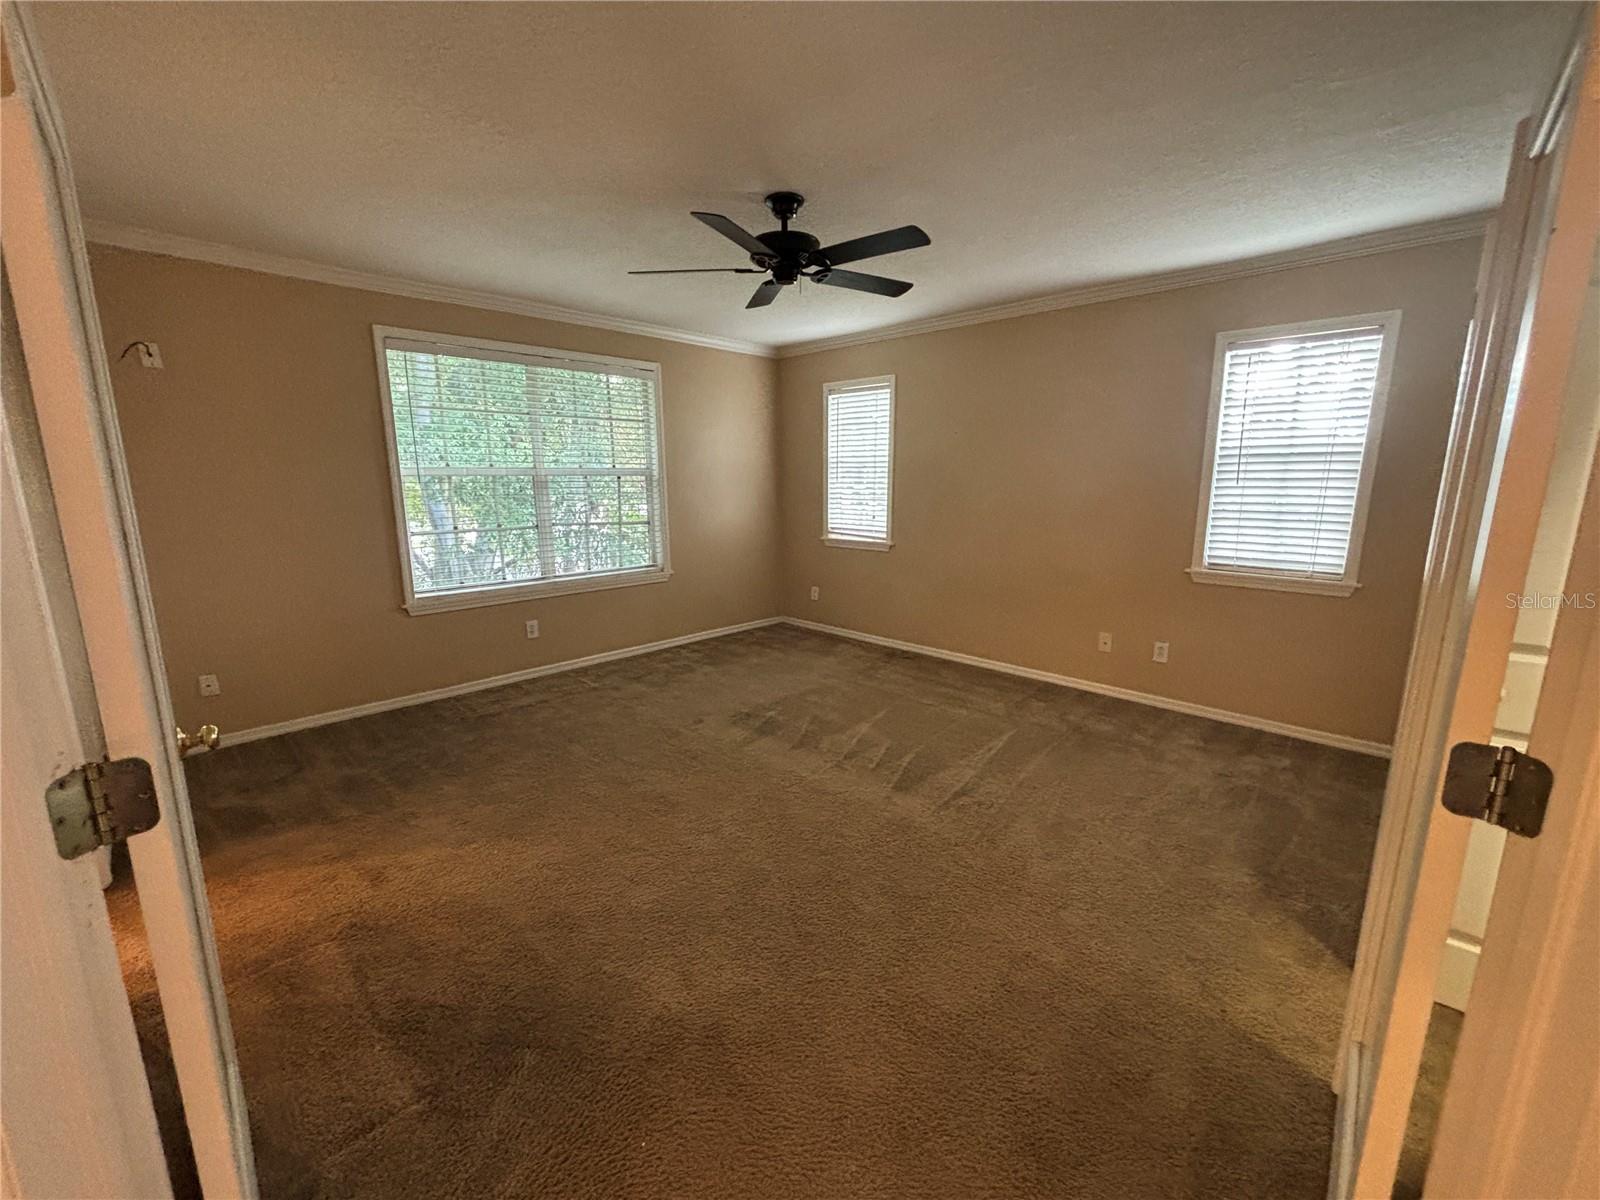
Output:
[774, 211, 1492, 358]
[87, 209, 1491, 364]
[82, 221, 779, 359]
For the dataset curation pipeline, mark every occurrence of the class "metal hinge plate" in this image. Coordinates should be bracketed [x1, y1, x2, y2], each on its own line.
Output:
[45, 757, 160, 860]
[1441, 742, 1553, 838]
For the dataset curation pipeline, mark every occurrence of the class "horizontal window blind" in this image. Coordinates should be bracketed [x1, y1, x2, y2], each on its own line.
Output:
[383, 337, 663, 598]
[825, 378, 894, 544]
[1201, 326, 1386, 580]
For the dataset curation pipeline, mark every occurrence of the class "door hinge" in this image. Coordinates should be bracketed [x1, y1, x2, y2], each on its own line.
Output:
[45, 757, 160, 860]
[1441, 742, 1553, 838]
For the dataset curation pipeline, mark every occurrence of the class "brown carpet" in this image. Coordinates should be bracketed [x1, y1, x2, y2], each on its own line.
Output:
[109, 625, 1388, 1198]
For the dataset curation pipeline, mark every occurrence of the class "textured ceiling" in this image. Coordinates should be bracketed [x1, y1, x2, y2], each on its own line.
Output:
[33, 2, 1577, 351]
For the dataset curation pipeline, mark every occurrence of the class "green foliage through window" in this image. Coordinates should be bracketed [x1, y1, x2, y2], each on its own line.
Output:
[385, 343, 663, 595]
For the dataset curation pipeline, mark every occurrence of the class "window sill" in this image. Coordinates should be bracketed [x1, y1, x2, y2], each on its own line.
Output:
[1186, 567, 1358, 598]
[823, 536, 893, 552]
[405, 567, 672, 615]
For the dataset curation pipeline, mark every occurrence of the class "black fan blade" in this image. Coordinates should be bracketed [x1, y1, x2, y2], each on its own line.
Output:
[746, 280, 784, 309]
[815, 224, 929, 267]
[628, 268, 763, 274]
[814, 268, 913, 298]
[692, 212, 770, 257]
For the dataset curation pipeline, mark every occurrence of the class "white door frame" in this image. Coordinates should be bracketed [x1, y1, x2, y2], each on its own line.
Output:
[1, 6, 258, 1196]
[1332, 23, 1596, 1199]
[1426, 43, 1600, 1195]
[1, 328, 172, 1198]
[1430, 411, 1600, 1197]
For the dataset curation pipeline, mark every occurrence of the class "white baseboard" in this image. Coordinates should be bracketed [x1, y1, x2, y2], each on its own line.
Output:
[224, 617, 784, 747]
[1434, 932, 1481, 1013]
[779, 617, 1392, 758]
[223, 613, 1392, 759]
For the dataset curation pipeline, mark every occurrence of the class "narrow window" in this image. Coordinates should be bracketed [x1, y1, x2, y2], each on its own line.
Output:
[375, 327, 668, 613]
[824, 375, 895, 549]
[1190, 312, 1400, 597]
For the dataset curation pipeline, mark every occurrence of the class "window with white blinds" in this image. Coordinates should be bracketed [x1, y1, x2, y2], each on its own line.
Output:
[375, 328, 668, 613]
[1191, 312, 1399, 597]
[824, 376, 895, 547]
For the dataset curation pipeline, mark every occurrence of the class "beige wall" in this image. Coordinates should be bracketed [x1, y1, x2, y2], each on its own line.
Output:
[90, 246, 781, 732]
[776, 238, 1483, 745]
[97, 237, 1479, 745]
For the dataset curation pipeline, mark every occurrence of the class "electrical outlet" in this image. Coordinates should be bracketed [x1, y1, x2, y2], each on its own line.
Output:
[1152, 641, 1170, 664]
[138, 342, 164, 369]
[197, 673, 221, 697]
[1097, 632, 1113, 652]
[525, 619, 540, 639]
[809, 586, 820, 601]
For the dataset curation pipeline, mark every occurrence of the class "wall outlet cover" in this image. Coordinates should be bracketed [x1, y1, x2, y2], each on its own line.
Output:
[197, 673, 221, 697]
[1097, 632, 1113, 652]
[809, 586, 820, 601]
[1153, 641, 1170, 664]
[525, 620, 540, 639]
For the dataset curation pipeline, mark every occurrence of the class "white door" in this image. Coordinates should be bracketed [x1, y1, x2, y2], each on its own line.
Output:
[1429, 410, 1599, 1197]
[1, 7, 257, 1196]
[1333, 29, 1598, 1200]
[1, 313, 172, 1200]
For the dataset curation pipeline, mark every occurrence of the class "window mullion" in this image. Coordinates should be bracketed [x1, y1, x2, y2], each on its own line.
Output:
[526, 371, 557, 578]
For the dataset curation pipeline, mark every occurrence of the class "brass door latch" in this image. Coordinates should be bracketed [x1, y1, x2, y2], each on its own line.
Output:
[175, 724, 220, 757]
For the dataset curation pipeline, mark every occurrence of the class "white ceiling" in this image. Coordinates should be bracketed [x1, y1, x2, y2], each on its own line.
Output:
[33, 2, 1576, 353]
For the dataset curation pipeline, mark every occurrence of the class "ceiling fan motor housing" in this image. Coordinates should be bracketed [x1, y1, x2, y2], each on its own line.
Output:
[755, 230, 821, 282]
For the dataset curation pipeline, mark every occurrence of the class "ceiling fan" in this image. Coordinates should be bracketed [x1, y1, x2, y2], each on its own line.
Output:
[629, 192, 930, 309]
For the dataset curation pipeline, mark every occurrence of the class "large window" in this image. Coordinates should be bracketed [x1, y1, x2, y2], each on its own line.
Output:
[375, 327, 668, 613]
[824, 375, 895, 549]
[1190, 312, 1400, 597]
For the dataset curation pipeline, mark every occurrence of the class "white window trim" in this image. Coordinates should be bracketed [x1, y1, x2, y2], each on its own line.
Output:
[822, 374, 896, 550]
[372, 325, 673, 615]
[1187, 310, 1401, 598]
